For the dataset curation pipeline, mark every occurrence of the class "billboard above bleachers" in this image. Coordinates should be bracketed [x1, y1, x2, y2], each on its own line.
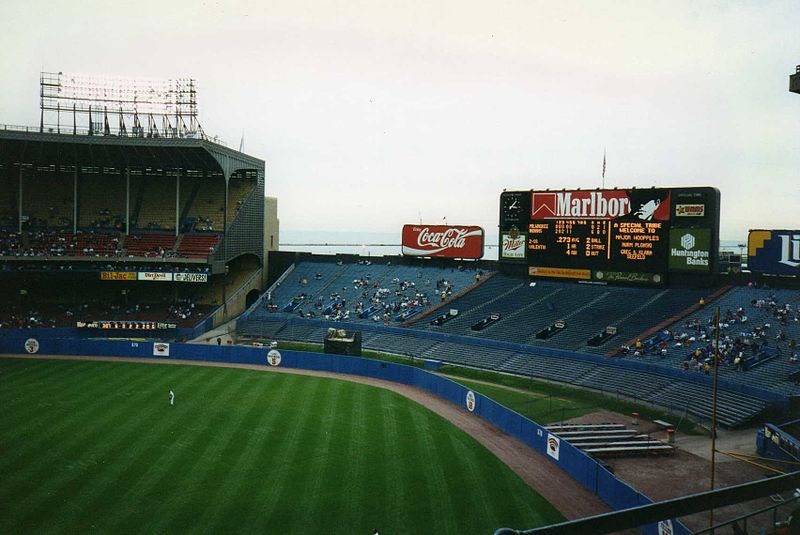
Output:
[748, 230, 800, 275]
[401, 224, 484, 259]
[499, 187, 721, 284]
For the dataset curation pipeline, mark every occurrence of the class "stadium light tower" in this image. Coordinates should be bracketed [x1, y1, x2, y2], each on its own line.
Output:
[39, 71, 203, 138]
[791, 64, 800, 94]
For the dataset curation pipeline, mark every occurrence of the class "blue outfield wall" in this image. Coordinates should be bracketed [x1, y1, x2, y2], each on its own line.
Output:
[239, 316, 789, 406]
[757, 421, 800, 463]
[0, 335, 688, 534]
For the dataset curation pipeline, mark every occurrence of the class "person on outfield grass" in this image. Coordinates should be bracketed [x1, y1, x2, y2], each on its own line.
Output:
[168, 389, 175, 406]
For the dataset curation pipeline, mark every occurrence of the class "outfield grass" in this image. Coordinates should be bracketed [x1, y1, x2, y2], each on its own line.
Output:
[0, 358, 563, 534]
[453, 379, 594, 425]
[272, 341, 706, 435]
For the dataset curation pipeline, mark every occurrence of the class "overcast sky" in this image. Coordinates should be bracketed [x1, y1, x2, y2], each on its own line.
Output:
[1, 1, 798, 241]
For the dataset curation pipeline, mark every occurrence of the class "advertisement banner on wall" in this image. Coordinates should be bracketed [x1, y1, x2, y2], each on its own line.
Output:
[401, 225, 484, 259]
[748, 230, 800, 275]
[153, 342, 170, 356]
[529, 266, 591, 280]
[501, 228, 526, 259]
[138, 272, 174, 282]
[174, 273, 209, 283]
[531, 189, 671, 221]
[546, 433, 560, 461]
[100, 271, 137, 281]
[668, 228, 711, 272]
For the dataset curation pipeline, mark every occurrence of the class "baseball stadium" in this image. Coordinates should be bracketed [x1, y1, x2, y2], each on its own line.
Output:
[2, 67, 800, 535]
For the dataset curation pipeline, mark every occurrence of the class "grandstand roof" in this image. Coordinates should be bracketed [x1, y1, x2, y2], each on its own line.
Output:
[0, 128, 263, 176]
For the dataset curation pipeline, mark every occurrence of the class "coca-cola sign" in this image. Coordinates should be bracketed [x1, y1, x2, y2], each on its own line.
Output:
[402, 225, 484, 259]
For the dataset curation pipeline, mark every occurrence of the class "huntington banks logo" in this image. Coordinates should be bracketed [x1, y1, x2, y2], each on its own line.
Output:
[670, 229, 710, 269]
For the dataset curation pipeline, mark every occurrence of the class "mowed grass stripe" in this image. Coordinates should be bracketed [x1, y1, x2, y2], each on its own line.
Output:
[0, 358, 81, 391]
[0, 359, 143, 448]
[91, 365, 236, 532]
[4, 363, 195, 530]
[152, 370, 280, 534]
[243, 376, 326, 530]
[291, 379, 346, 533]
[0, 360, 164, 498]
[409, 404, 459, 533]
[444, 431, 501, 529]
[49, 366, 225, 532]
[378, 389, 414, 530]
[203, 375, 303, 531]
[128, 368, 256, 534]
[191, 373, 297, 531]
[333, 383, 371, 531]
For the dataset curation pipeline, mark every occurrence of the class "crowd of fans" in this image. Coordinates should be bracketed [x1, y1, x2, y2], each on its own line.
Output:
[0, 297, 207, 330]
[86, 208, 125, 230]
[168, 298, 198, 320]
[626, 290, 800, 374]
[0, 229, 220, 260]
[0, 262, 211, 273]
[277, 262, 463, 326]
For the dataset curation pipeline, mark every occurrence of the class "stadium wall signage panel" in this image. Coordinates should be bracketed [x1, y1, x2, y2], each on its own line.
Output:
[748, 230, 800, 275]
[499, 186, 720, 283]
[100, 272, 208, 283]
[401, 224, 484, 259]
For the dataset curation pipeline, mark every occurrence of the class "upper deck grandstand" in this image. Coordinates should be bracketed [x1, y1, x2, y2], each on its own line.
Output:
[0, 74, 268, 339]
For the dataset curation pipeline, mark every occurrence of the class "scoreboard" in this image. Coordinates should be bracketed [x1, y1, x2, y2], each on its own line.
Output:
[499, 187, 720, 284]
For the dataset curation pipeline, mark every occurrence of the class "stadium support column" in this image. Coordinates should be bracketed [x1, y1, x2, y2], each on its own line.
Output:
[175, 171, 180, 237]
[73, 167, 78, 234]
[223, 174, 229, 322]
[18, 166, 23, 233]
[125, 168, 130, 235]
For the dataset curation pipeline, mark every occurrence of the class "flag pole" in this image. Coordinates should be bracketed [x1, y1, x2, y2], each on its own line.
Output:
[601, 148, 606, 189]
[709, 305, 720, 530]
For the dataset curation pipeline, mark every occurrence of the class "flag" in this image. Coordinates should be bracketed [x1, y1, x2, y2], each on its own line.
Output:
[602, 150, 606, 179]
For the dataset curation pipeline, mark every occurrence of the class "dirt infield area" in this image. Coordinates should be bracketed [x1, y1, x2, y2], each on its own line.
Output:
[6, 354, 780, 533]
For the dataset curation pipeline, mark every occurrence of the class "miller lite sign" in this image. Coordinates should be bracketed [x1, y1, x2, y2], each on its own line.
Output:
[402, 225, 484, 259]
[748, 230, 800, 275]
[501, 226, 526, 259]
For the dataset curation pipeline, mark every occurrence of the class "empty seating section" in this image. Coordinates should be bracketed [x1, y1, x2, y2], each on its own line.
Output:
[78, 174, 125, 229]
[135, 176, 177, 231]
[177, 234, 222, 258]
[227, 178, 255, 226]
[498, 353, 598, 384]
[22, 174, 73, 228]
[186, 178, 225, 231]
[124, 233, 177, 257]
